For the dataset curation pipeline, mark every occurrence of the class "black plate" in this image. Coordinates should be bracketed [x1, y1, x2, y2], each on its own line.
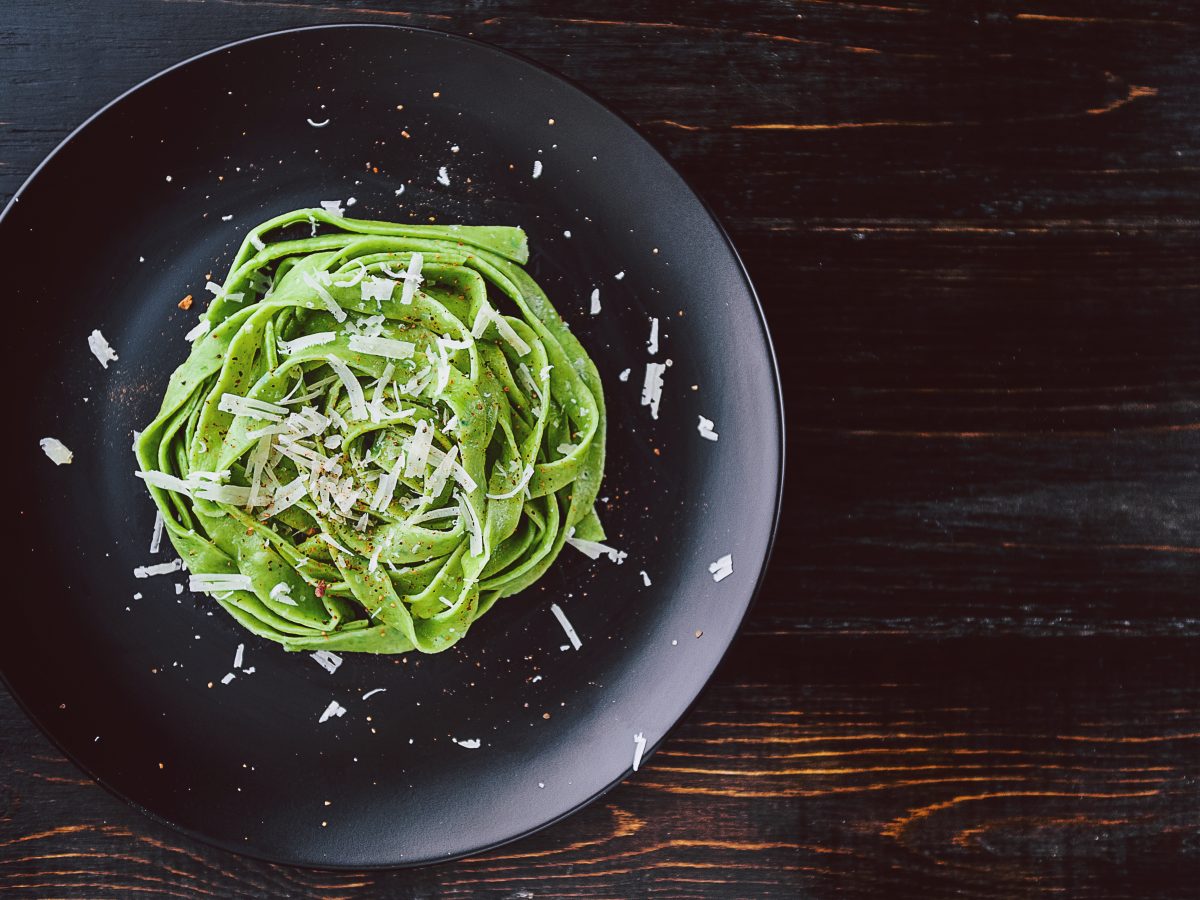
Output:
[3, 25, 782, 868]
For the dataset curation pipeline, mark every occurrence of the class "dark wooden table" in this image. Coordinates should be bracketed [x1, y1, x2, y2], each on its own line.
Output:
[3, 1, 1198, 896]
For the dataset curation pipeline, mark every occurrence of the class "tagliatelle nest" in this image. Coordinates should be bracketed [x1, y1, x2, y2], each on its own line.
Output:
[135, 208, 607, 653]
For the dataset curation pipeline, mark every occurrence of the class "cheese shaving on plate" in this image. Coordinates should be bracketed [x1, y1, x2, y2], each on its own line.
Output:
[640, 359, 672, 420]
[39, 437, 73, 465]
[697, 415, 719, 441]
[632, 732, 647, 771]
[647, 317, 659, 355]
[549, 603, 582, 650]
[310, 650, 343, 674]
[319, 200, 345, 217]
[456, 738, 482, 749]
[87, 330, 118, 368]
[134, 559, 184, 578]
[566, 528, 627, 565]
[150, 511, 165, 553]
[589, 288, 601, 315]
[708, 554, 734, 583]
[325, 357, 368, 420]
[319, 700, 347, 723]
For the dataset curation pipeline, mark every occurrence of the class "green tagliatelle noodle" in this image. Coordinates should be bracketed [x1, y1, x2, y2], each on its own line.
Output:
[135, 208, 606, 654]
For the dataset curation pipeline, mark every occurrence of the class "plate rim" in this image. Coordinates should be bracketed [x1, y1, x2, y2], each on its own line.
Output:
[0, 21, 786, 870]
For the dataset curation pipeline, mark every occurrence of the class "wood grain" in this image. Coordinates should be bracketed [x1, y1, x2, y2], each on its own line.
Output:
[3, 0, 1200, 896]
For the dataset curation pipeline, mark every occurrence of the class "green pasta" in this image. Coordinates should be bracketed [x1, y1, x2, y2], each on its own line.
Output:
[135, 208, 607, 654]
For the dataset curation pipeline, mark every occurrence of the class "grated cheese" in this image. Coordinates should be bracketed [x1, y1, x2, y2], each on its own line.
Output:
[319, 700, 346, 723]
[325, 357, 368, 420]
[640, 359, 672, 420]
[87, 330, 119, 368]
[184, 318, 211, 342]
[486, 464, 534, 500]
[404, 420, 434, 477]
[320, 200, 344, 217]
[310, 650, 343, 674]
[134, 558, 184, 578]
[697, 415, 719, 441]
[189, 573, 253, 593]
[250, 234, 266, 251]
[39, 437, 73, 465]
[532, 160, 543, 179]
[549, 603, 582, 650]
[361, 688, 387, 700]
[425, 444, 458, 499]
[219, 393, 288, 422]
[589, 288, 601, 315]
[618, 368, 630, 382]
[150, 511, 165, 553]
[436, 166, 450, 186]
[632, 732, 647, 771]
[647, 317, 659, 355]
[348, 334, 416, 359]
[136, 470, 192, 495]
[233, 643, 244, 669]
[566, 528, 627, 565]
[360, 275, 395, 305]
[221, 672, 236, 685]
[307, 117, 330, 128]
[399, 252, 424, 305]
[301, 271, 347, 322]
[279, 332, 336, 354]
[708, 553, 734, 582]
[640, 570, 652, 587]
[269, 582, 297, 605]
[456, 738, 482, 749]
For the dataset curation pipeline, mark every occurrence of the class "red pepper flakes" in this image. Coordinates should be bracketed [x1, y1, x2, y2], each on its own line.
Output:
[315, 581, 328, 598]
[178, 294, 194, 310]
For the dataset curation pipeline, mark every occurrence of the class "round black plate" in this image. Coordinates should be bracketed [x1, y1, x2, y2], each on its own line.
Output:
[4, 25, 782, 868]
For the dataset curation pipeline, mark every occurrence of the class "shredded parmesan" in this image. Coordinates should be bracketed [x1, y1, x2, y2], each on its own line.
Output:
[361, 275, 395, 305]
[325, 357, 368, 420]
[618, 368, 630, 382]
[307, 117, 330, 128]
[219, 393, 288, 422]
[310, 650, 343, 674]
[615, 270, 626, 280]
[269, 582, 297, 605]
[279, 332, 336, 354]
[647, 317, 659, 355]
[404, 420, 435, 477]
[632, 732, 647, 771]
[455, 738, 482, 749]
[250, 234, 266, 252]
[348, 334, 416, 359]
[221, 672, 236, 685]
[550, 603, 582, 650]
[640, 359, 672, 420]
[184, 318, 211, 342]
[134, 558, 184, 578]
[189, 573, 253, 593]
[566, 528, 627, 565]
[320, 200, 344, 217]
[486, 464, 534, 500]
[87, 330, 118, 368]
[436, 166, 450, 186]
[400, 252, 424, 305]
[362, 688, 387, 700]
[149, 511, 165, 553]
[301, 271, 347, 322]
[708, 554, 734, 582]
[640, 570, 652, 587]
[589, 288, 601, 315]
[319, 700, 346, 723]
[39, 437, 73, 465]
[233, 643, 244, 669]
[425, 444, 458, 498]
[697, 415, 719, 441]
[532, 160, 543, 179]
